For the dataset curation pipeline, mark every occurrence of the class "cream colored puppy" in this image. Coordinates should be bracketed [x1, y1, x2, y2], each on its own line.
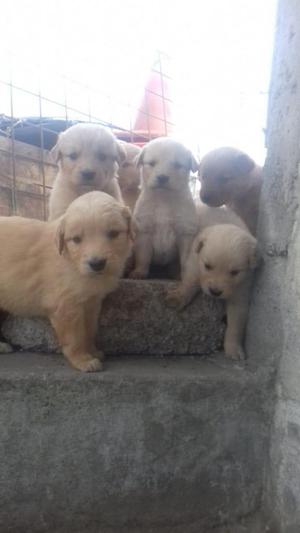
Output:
[118, 142, 142, 212]
[167, 210, 260, 360]
[199, 147, 262, 235]
[0, 192, 133, 371]
[49, 123, 125, 220]
[129, 137, 199, 279]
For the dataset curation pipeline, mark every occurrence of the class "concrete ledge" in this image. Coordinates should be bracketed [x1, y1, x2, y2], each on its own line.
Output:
[0, 353, 271, 532]
[2, 280, 225, 356]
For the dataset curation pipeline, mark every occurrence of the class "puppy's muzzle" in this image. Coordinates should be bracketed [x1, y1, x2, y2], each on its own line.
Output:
[200, 191, 212, 204]
[81, 169, 96, 182]
[88, 257, 107, 272]
[200, 191, 221, 207]
[209, 287, 223, 297]
[156, 174, 169, 187]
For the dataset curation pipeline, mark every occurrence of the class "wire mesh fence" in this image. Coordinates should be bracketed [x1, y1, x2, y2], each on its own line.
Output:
[0, 49, 190, 220]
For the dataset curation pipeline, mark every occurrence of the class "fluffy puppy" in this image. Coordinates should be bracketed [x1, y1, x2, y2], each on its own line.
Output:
[129, 137, 199, 279]
[49, 123, 125, 220]
[118, 142, 142, 212]
[167, 219, 260, 360]
[0, 192, 133, 371]
[199, 147, 262, 234]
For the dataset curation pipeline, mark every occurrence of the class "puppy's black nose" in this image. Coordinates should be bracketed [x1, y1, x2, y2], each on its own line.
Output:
[209, 288, 222, 297]
[157, 174, 169, 185]
[81, 170, 96, 181]
[88, 258, 107, 272]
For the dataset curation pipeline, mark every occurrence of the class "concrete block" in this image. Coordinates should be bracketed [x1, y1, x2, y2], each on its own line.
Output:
[2, 280, 225, 356]
[0, 353, 271, 533]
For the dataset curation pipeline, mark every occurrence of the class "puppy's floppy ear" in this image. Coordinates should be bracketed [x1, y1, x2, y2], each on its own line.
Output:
[248, 241, 262, 269]
[55, 217, 66, 255]
[234, 153, 255, 175]
[50, 133, 63, 163]
[188, 151, 199, 173]
[194, 234, 205, 254]
[122, 206, 137, 241]
[116, 141, 127, 165]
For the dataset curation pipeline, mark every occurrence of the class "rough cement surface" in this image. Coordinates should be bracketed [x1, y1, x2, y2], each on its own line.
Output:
[246, 1, 300, 530]
[2, 280, 225, 356]
[0, 353, 271, 533]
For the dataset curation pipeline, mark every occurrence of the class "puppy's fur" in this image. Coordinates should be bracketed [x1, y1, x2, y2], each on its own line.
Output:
[0, 192, 133, 371]
[118, 142, 141, 212]
[199, 147, 262, 234]
[196, 200, 248, 231]
[129, 137, 199, 279]
[49, 124, 125, 220]
[167, 205, 260, 360]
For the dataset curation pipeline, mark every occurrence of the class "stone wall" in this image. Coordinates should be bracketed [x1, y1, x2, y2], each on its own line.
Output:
[247, 1, 300, 529]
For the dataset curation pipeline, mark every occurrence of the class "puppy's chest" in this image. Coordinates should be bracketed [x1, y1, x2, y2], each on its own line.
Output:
[148, 203, 188, 262]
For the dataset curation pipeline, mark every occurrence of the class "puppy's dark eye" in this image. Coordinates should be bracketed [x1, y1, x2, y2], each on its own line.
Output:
[97, 152, 107, 162]
[107, 230, 120, 239]
[204, 262, 213, 270]
[230, 269, 240, 276]
[72, 236, 82, 244]
[69, 152, 78, 160]
[147, 160, 156, 167]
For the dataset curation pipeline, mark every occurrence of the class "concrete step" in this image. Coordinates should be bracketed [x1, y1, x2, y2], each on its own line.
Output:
[0, 352, 271, 533]
[2, 280, 225, 356]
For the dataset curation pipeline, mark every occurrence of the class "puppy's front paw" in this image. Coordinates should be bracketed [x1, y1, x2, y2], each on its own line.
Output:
[224, 341, 246, 361]
[72, 355, 103, 372]
[165, 287, 184, 309]
[128, 269, 146, 280]
[93, 349, 105, 362]
[0, 341, 13, 353]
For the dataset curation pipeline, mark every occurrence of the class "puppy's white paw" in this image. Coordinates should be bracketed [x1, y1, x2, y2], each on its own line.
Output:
[73, 356, 103, 373]
[224, 342, 246, 361]
[128, 269, 146, 280]
[0, 341, 13, 353]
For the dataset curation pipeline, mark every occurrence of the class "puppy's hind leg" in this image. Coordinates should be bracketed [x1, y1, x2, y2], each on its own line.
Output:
[129, 233, 153, 279]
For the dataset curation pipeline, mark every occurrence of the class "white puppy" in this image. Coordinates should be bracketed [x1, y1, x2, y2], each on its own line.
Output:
[129, 137, 199, 279]
[49, 123, 125, 220]
[167, 205, 260, 360]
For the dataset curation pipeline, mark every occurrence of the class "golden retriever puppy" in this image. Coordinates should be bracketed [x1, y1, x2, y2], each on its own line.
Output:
[49, 123, 125, 220]
[129, 137, 199, 279]
[0, 192, 133, 371]
[199, 147, 262, 235]
[118, 142, 142, 212]
[167, 218, 260, 360]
